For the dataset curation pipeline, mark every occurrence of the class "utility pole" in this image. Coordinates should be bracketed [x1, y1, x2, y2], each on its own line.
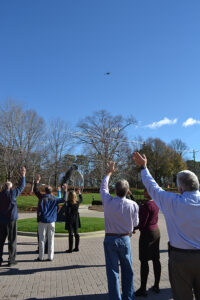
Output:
[192, 149, 200, 173]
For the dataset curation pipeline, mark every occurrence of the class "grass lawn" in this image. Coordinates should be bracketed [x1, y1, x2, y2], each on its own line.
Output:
[17, 193, 102, 211]
[17, 192, 144, 211]
[17, 196, 38, 211]
[17, 217, 105, 233]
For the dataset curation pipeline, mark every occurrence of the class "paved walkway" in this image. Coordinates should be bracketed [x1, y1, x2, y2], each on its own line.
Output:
[0, 209, 173, 300]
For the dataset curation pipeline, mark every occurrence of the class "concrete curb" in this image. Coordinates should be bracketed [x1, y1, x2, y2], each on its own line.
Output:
[17, 230, 105, 238]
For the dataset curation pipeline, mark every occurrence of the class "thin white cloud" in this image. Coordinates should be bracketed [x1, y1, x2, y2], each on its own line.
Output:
[182, 118, 200, 127]
[146, 117, 178, 129]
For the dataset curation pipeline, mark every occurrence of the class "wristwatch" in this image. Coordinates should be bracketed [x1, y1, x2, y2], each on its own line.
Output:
[140, 166, 146, 170]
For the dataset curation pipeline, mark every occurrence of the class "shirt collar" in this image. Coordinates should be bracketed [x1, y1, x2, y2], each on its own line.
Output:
[182, 190, 200, 196]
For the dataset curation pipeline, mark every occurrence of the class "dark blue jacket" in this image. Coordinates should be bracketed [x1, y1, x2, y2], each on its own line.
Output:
[37, 194, 65, 223]
[34, 183, 65, 223]
[0, 176, 26, 223]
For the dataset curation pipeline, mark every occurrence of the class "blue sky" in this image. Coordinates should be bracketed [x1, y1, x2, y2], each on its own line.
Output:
[0, 0, 200, 160]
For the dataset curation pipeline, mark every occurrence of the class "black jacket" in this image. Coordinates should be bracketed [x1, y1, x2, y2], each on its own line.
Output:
[65, 194, 83, 230]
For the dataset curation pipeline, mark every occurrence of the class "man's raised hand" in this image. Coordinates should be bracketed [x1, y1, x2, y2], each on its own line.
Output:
[62, 183, 67, 191]
[107, 161, 116, 175]
[21, 167, 26, 177]
[77, 187, 81, 194]
[133, 152, 147, 168]
[36, 174, 41, 183]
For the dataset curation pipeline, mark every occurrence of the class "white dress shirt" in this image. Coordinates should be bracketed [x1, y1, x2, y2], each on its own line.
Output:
[141, 168, 200, 249]
[100, 175, 139, 234]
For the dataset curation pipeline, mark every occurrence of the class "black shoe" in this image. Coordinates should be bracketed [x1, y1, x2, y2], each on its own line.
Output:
[135, 288, 147, 297]
[35, 257, 44, 262]
[65, 249, 72, 253]
[151, 286, 160, 294]
[35, 249, 39, 254]
[72, 248, 79, 252]
[7, 261, 18, 267]
[47, 258, 53, 261]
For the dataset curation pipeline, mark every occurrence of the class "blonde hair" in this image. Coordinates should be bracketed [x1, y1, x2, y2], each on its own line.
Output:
[67, 191, 78, 205]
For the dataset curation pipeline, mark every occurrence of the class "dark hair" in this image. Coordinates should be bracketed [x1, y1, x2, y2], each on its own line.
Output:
[45, 186, 53, 194]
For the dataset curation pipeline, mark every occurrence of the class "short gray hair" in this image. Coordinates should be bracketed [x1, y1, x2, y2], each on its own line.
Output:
[177, 170, 199, 192]
[115, 179, 129, 198]
[3, 181, 13, 190]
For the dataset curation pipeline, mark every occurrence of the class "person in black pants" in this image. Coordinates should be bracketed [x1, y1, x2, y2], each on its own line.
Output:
[65, 188, 83, 253]
[0, 167, 26, 267]
[134, 188, 161, 297]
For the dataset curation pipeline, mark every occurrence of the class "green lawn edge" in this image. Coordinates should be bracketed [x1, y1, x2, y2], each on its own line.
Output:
[18, 217, 105, 233]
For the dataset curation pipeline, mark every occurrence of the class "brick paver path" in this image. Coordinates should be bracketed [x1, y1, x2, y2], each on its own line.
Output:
[0, 211, 173, 300]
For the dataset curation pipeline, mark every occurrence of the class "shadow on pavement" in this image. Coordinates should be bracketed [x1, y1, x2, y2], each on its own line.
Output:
[17, 251, 39, 255]
[24, 288, 172, 299]
[0, 264, 105, 276]
[160, 249, 168, 253]
[146, 288, 172, 299]
[25, 295, 108, 300]
[17, 242, 38, 246]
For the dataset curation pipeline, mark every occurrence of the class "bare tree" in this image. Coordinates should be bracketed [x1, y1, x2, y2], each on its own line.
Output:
[169, 139, 188, 157]
[76, 110, 137, 184]
[46, 118, 73, 187]
[0, 100, 45, 183]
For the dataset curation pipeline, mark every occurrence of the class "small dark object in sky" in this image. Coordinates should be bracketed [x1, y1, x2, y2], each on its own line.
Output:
[105, 72, 110, 75]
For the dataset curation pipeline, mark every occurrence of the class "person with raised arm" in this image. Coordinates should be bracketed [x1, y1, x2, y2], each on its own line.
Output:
[134, 188, 161, 297]
[100, 161, 139, 300]
[0, 167, 26, 267]
[34, 175, 67, 261]
[65, 187, 83, 253]
[133, 152, 200, 300]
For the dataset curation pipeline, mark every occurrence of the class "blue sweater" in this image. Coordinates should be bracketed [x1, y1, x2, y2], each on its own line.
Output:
[0, 176, 26, 223]
[37, 194, 65, 223]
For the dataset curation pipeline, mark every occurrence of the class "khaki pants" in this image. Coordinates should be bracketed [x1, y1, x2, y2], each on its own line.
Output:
[168, 249, 200, 300]
[38, 222, 55, 261]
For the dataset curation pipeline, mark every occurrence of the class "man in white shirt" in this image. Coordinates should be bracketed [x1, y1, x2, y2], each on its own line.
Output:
[100, 161, 139, 300]
[133, 152, 200, 300]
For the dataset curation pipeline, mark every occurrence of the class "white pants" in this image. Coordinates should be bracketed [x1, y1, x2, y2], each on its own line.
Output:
[38, 222, 55, 261]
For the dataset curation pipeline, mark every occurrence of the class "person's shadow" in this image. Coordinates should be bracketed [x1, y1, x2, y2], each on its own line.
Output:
[0, 264, 105, 276]
[24, 288, 172, 299]
[25, 295, 108, 300]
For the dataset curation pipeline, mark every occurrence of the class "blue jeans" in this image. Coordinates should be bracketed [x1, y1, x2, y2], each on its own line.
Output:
[104, 235, 135, 300]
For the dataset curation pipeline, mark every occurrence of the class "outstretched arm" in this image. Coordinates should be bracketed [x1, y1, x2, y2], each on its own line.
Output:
[33, 174, 43, 199]
[57, 184, 68, 203]
[100, 161, 115, 204]
[133, 152, 176, 213]
[77, 187, 83, 204]
[15, 167, 26, 197]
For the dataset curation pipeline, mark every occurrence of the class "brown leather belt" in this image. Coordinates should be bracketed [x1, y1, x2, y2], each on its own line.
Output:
[105, 233, 131, 237]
